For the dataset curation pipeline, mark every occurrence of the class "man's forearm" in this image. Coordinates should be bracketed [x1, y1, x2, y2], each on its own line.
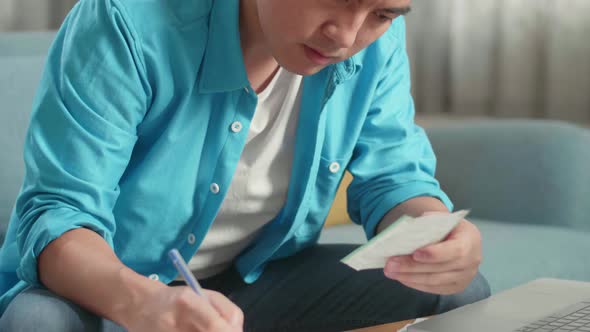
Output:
[38, 228, 164, 327]
[375, 196, 449, 235]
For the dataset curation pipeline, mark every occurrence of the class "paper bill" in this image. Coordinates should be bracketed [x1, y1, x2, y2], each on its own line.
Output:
[341, 210, 470, 271]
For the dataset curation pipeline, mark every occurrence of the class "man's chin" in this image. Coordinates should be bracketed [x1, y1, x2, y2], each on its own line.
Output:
[279, 61, 327, 77]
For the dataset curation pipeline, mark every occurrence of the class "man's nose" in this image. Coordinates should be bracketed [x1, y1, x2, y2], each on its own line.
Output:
[323, 11, 366, 49]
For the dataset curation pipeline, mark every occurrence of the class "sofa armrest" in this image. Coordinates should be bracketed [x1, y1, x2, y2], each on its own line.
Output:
[0, 31, 57, 56]
[426, 119, 590, 231]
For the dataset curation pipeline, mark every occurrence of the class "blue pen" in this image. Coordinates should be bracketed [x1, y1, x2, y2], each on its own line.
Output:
[168, 248, 209, 301]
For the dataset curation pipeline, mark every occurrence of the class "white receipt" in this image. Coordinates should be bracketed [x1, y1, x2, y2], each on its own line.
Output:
[341, 210, 469, 271]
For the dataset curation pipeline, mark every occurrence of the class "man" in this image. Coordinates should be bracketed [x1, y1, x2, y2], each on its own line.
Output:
[0, 0, 490, 331]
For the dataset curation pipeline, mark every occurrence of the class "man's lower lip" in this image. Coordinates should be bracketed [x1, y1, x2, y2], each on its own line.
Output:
[304, 45, 332, 65]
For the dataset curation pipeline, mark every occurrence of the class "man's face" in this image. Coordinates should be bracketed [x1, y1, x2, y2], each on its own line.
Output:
[255, 0, 411, 76]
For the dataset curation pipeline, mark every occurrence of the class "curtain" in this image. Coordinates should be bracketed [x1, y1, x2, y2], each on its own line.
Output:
[407, 0, 590, 123]
[1, 0, 589, 122]
[0, 0, 77, 31]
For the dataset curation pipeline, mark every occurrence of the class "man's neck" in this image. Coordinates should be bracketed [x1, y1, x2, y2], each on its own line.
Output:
[239, 0, 279, 94]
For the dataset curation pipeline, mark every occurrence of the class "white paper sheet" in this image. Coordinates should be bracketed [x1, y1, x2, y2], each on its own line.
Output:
[341, 210, 470, 271]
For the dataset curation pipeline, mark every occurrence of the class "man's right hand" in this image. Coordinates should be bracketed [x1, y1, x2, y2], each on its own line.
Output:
[38, 229, 244, 332]
[126, 286, 244, 332]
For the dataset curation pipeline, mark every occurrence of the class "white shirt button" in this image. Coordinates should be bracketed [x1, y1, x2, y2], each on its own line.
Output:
[244, 87, 250, 93]
[231, 121, 243, 133]
[329, 162, 341, 173]
[210, 183, 220, 194]
[187, 233, 196, 245]
[148, 274, 159, 281]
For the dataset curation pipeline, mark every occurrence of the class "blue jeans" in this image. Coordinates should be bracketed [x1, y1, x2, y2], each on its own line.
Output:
[0, 244, 491, 331]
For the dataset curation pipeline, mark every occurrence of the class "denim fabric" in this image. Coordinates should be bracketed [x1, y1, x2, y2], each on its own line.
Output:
[0, 288, 125, 332]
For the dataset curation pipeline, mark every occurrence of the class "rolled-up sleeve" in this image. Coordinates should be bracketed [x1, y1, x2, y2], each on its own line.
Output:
[346, 18, 453, 240]
[15, 0, 150, 286]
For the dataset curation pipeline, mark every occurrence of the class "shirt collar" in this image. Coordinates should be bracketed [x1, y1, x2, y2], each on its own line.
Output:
[198, 0, 249, 93]
[333, 55, 362, 85]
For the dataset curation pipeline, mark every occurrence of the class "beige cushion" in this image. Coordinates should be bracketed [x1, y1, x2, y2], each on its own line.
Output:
[324, 172, 353, 227]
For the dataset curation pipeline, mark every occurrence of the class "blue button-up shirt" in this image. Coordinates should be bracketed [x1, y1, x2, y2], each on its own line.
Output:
[0, 0, 452, 314]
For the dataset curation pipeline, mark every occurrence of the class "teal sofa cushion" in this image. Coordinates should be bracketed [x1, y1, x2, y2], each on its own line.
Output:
[0, 32, 56, 57]
[428, 121, 590, 231]
[476, 219, 590, 293]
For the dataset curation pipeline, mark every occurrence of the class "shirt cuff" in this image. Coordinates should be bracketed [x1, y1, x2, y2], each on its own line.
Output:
[362, 183, 454, 240]
[16, 207, 115, 287]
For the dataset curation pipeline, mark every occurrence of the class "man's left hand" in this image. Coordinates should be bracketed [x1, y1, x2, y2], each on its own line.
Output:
[383, 218, 482, 295]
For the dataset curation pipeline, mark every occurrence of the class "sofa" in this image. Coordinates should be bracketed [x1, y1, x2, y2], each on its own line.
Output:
[319, 120, 590, 293]
[1, 32, 590, 294]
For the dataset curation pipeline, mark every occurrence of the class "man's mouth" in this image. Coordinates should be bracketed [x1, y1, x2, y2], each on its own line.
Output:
[303, 45, 338, 65]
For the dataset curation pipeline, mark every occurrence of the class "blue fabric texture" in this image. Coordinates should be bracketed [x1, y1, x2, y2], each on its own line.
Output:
[0, 0, 451, 314]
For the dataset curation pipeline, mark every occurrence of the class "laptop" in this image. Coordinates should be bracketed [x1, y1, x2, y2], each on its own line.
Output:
[409, 278, 590, 332]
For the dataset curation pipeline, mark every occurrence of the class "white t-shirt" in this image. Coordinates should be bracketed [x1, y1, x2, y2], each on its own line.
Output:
[186, 67, 303, 279]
